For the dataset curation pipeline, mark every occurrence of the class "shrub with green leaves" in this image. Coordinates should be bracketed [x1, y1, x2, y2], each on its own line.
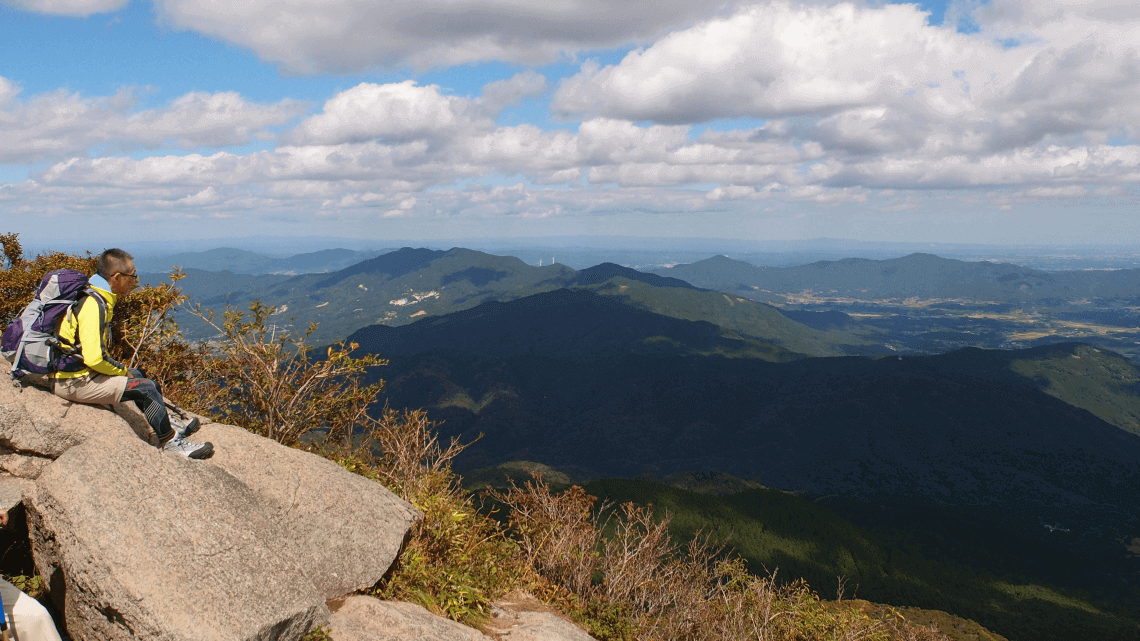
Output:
[187, 300, 387, 446]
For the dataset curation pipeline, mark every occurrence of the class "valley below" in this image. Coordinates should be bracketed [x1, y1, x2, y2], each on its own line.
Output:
[767, 296, 1140, 360]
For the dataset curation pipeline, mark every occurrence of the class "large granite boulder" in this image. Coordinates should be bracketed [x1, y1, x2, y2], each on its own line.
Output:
[28, 430, 328, 640]
[0, 379, 142, 460]
[192, 421, 421, 598]
[6, 384, 422, 641]
[327, 596, 490, 641]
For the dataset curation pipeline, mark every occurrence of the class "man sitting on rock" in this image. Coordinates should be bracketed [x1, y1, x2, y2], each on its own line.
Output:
[51, 248, 213, 459]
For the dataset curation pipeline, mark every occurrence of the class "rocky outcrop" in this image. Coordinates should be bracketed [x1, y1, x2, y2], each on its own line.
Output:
[0, 475, 32, 513]
[0, 381, 591, 641]
[328, 596, 491, 641]
[486, 592, 597, 641]
[0, 380, 143, 460]
[29, 430, 327, 640]
[0, 381, 422, 641]
[191, 421, 421, 599]
[326, 594, 600, 641]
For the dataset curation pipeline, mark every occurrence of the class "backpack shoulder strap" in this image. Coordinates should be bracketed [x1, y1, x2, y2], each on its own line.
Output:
[84, 287, 109, 348]
[83, 288, 126, 371]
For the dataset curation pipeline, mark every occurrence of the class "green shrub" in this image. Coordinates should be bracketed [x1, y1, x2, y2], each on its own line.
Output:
[187, 300, 387, 446]
[2, 574, 45, 600]
[299, 626, 331, 641]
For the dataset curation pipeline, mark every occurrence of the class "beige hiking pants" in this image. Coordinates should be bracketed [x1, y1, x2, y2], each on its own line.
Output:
[51, 372, 128, 406]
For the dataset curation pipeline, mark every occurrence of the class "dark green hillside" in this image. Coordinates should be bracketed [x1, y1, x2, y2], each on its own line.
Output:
[349, 288, 803, 363]
[351, 295, 1140, 538]
[572, 262, 702, 289]
[654, 252, 1140, 303]
[357, 321, 1140, 524]
[275, 248, 387, 274]
[777, 309, 859, 330]
[314, 247, 446, 287]
[151, 247, 578, 343]
[582, 479, 1140, 641]
[1008, 344, 1140, 436]
[879, 343, 1140, 437]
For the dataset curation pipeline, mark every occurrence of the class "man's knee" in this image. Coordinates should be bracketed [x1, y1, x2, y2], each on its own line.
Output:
[122, 377, 161, 402]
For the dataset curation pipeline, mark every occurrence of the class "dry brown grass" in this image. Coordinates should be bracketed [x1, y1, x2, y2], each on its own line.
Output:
[493, 475, 953, 641]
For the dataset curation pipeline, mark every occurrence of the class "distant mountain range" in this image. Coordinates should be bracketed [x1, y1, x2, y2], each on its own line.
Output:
[146, 247, 879, 356]
[653, 253, 1140, 304]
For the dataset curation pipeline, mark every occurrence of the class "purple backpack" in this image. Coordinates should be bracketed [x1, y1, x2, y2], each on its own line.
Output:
[1, 269, 105, 380]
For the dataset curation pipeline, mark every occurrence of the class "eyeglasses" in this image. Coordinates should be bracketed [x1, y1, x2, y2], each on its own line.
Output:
[117, 272, 139, 281]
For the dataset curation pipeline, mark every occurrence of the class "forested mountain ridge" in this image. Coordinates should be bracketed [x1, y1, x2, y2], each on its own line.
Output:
[654, 252, 1140, 303]
[146, 247, 874, 356]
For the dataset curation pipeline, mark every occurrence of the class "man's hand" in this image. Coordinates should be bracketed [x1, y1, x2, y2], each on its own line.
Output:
[0, 510, 8, 527]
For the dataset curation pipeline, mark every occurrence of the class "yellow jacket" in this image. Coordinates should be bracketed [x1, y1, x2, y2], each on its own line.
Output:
[51, 276, 129, 379]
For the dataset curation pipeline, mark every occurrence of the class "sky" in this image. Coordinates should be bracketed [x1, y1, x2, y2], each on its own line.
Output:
[2, 0, 1140, 249]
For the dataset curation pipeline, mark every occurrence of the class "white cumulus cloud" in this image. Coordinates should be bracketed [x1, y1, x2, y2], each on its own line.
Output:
[553, 2, 985, 124]
[287, 81, 491, 146]
[476, 72, 548, 113]
[553, 0, 1140, 162]
[0, 79, 307, 164]
[1, 0, 125, 16]
[153, 0, 724, 73]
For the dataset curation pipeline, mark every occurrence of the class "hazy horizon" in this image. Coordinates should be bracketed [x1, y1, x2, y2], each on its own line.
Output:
[23, 234, 1132, 273]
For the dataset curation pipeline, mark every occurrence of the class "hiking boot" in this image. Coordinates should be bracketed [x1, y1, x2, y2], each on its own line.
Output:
[163, 435, 214, 459]
[171, 415, 201, 438]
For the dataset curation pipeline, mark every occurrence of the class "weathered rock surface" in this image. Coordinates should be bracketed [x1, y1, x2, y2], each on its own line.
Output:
[0, 380, 139, 458]
[0, 449, 52, 479]
[327, 593, 599, 641]
[328, 596, 490, 641]
[193, 421, 421, 598]
[12, 384, 422, 640]
[28, 430, 329, 641]
[0, 475, 32, 513]
[4, 376, 425, 640]
[486, 592, 598, 641]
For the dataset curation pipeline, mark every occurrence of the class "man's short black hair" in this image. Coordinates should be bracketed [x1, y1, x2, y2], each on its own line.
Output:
[97, 248, 134, 279]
